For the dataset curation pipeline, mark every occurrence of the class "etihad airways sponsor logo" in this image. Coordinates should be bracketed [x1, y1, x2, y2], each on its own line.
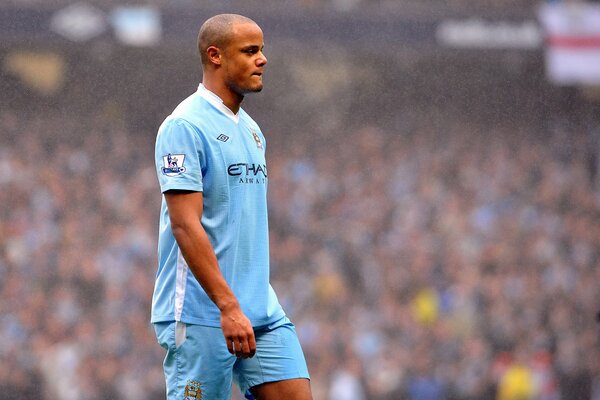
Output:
[227, 163, 267, 184]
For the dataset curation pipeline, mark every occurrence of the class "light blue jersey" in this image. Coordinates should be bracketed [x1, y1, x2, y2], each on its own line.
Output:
[152, 84, 284, 327]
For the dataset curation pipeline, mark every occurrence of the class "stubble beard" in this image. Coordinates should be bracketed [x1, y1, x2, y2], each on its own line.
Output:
[226, 75, 264, 96]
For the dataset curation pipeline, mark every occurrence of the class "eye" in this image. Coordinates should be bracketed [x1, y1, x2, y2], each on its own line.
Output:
[242, 47, 261, 55]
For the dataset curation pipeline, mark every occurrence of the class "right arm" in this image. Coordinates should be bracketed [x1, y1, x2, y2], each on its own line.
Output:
[164, 189, 256, 358]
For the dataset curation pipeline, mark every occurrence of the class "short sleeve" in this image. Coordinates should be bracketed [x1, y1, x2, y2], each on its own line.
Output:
[155, 117, 204, 193]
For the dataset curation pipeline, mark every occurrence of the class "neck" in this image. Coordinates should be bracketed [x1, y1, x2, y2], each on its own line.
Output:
[202, 79, 244, 114]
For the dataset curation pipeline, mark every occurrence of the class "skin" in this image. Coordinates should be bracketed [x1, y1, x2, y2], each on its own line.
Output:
[165, 15, 312, 400]
[201, 17, 267, 114]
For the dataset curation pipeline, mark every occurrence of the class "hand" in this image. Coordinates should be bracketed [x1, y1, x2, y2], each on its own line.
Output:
[220, 304, 256, 358]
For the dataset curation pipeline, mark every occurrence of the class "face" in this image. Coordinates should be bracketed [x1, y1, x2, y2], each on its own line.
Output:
[221, 22, 267, 95]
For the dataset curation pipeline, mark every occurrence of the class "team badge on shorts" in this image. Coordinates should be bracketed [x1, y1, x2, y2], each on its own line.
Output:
[184, 380, 203, 399]
[161, 153, 186, 176]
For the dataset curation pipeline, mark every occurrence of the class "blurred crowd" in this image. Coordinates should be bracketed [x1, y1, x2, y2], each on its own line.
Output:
[0, 0, 539, 16]
[0, 109, 163, 400]
[267, 116, 600, 400]
[0, 103, 599, 400]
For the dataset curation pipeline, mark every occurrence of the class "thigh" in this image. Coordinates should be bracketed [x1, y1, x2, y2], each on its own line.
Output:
[154, 321, 236, 400]
[233, 317, 310, 397]
[250, 378, 312, 400]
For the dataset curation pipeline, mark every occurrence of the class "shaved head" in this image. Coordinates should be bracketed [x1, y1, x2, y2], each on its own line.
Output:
[198, 14, 258, 66]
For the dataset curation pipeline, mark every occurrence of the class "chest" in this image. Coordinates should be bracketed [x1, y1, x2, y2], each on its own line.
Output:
[203, 121, 268, 187]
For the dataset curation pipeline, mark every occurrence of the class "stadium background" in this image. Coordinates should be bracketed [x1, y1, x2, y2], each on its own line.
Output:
[1, 0, 599, 399]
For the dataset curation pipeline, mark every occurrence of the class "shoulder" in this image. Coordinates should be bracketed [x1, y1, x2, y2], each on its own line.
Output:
[158, 115, 199, 137]
[167, 90, 211, 118]
[158, 98, 217, 139]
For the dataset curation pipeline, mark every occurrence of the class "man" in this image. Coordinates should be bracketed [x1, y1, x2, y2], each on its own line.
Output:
[152, 14, 312, 400]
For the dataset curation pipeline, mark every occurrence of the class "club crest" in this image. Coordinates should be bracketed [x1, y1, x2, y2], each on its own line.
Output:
[161, 153, 186, 176]
[251, 129, 263, 149]
[184, 380, 203, 399]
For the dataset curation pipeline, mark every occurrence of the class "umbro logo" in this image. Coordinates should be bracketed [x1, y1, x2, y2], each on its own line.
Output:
[217, 134, 229, 142]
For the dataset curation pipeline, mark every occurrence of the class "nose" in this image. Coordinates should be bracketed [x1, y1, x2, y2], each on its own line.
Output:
[257, 52, 267, 66]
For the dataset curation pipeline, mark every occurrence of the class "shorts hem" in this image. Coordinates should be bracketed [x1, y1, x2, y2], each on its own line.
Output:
[240, 374, 311, 395]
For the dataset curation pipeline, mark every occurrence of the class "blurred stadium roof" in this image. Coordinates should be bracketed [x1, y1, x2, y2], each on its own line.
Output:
[0, 0, 545, 49]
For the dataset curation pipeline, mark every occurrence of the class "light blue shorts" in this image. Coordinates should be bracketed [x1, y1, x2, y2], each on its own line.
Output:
[153, 316, 310, 399]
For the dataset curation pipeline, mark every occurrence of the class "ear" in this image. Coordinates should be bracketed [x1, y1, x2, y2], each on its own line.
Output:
[206, 46, 222, 66]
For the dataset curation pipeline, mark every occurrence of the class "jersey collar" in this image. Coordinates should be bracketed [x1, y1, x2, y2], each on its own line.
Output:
[197, 83, 240, 123]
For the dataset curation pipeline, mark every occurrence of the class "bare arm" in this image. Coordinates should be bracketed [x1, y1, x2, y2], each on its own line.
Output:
[164, 190, 256, 358]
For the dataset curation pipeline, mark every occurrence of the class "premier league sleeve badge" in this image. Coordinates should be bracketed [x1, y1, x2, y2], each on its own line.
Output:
[161, 153, 187, 176]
